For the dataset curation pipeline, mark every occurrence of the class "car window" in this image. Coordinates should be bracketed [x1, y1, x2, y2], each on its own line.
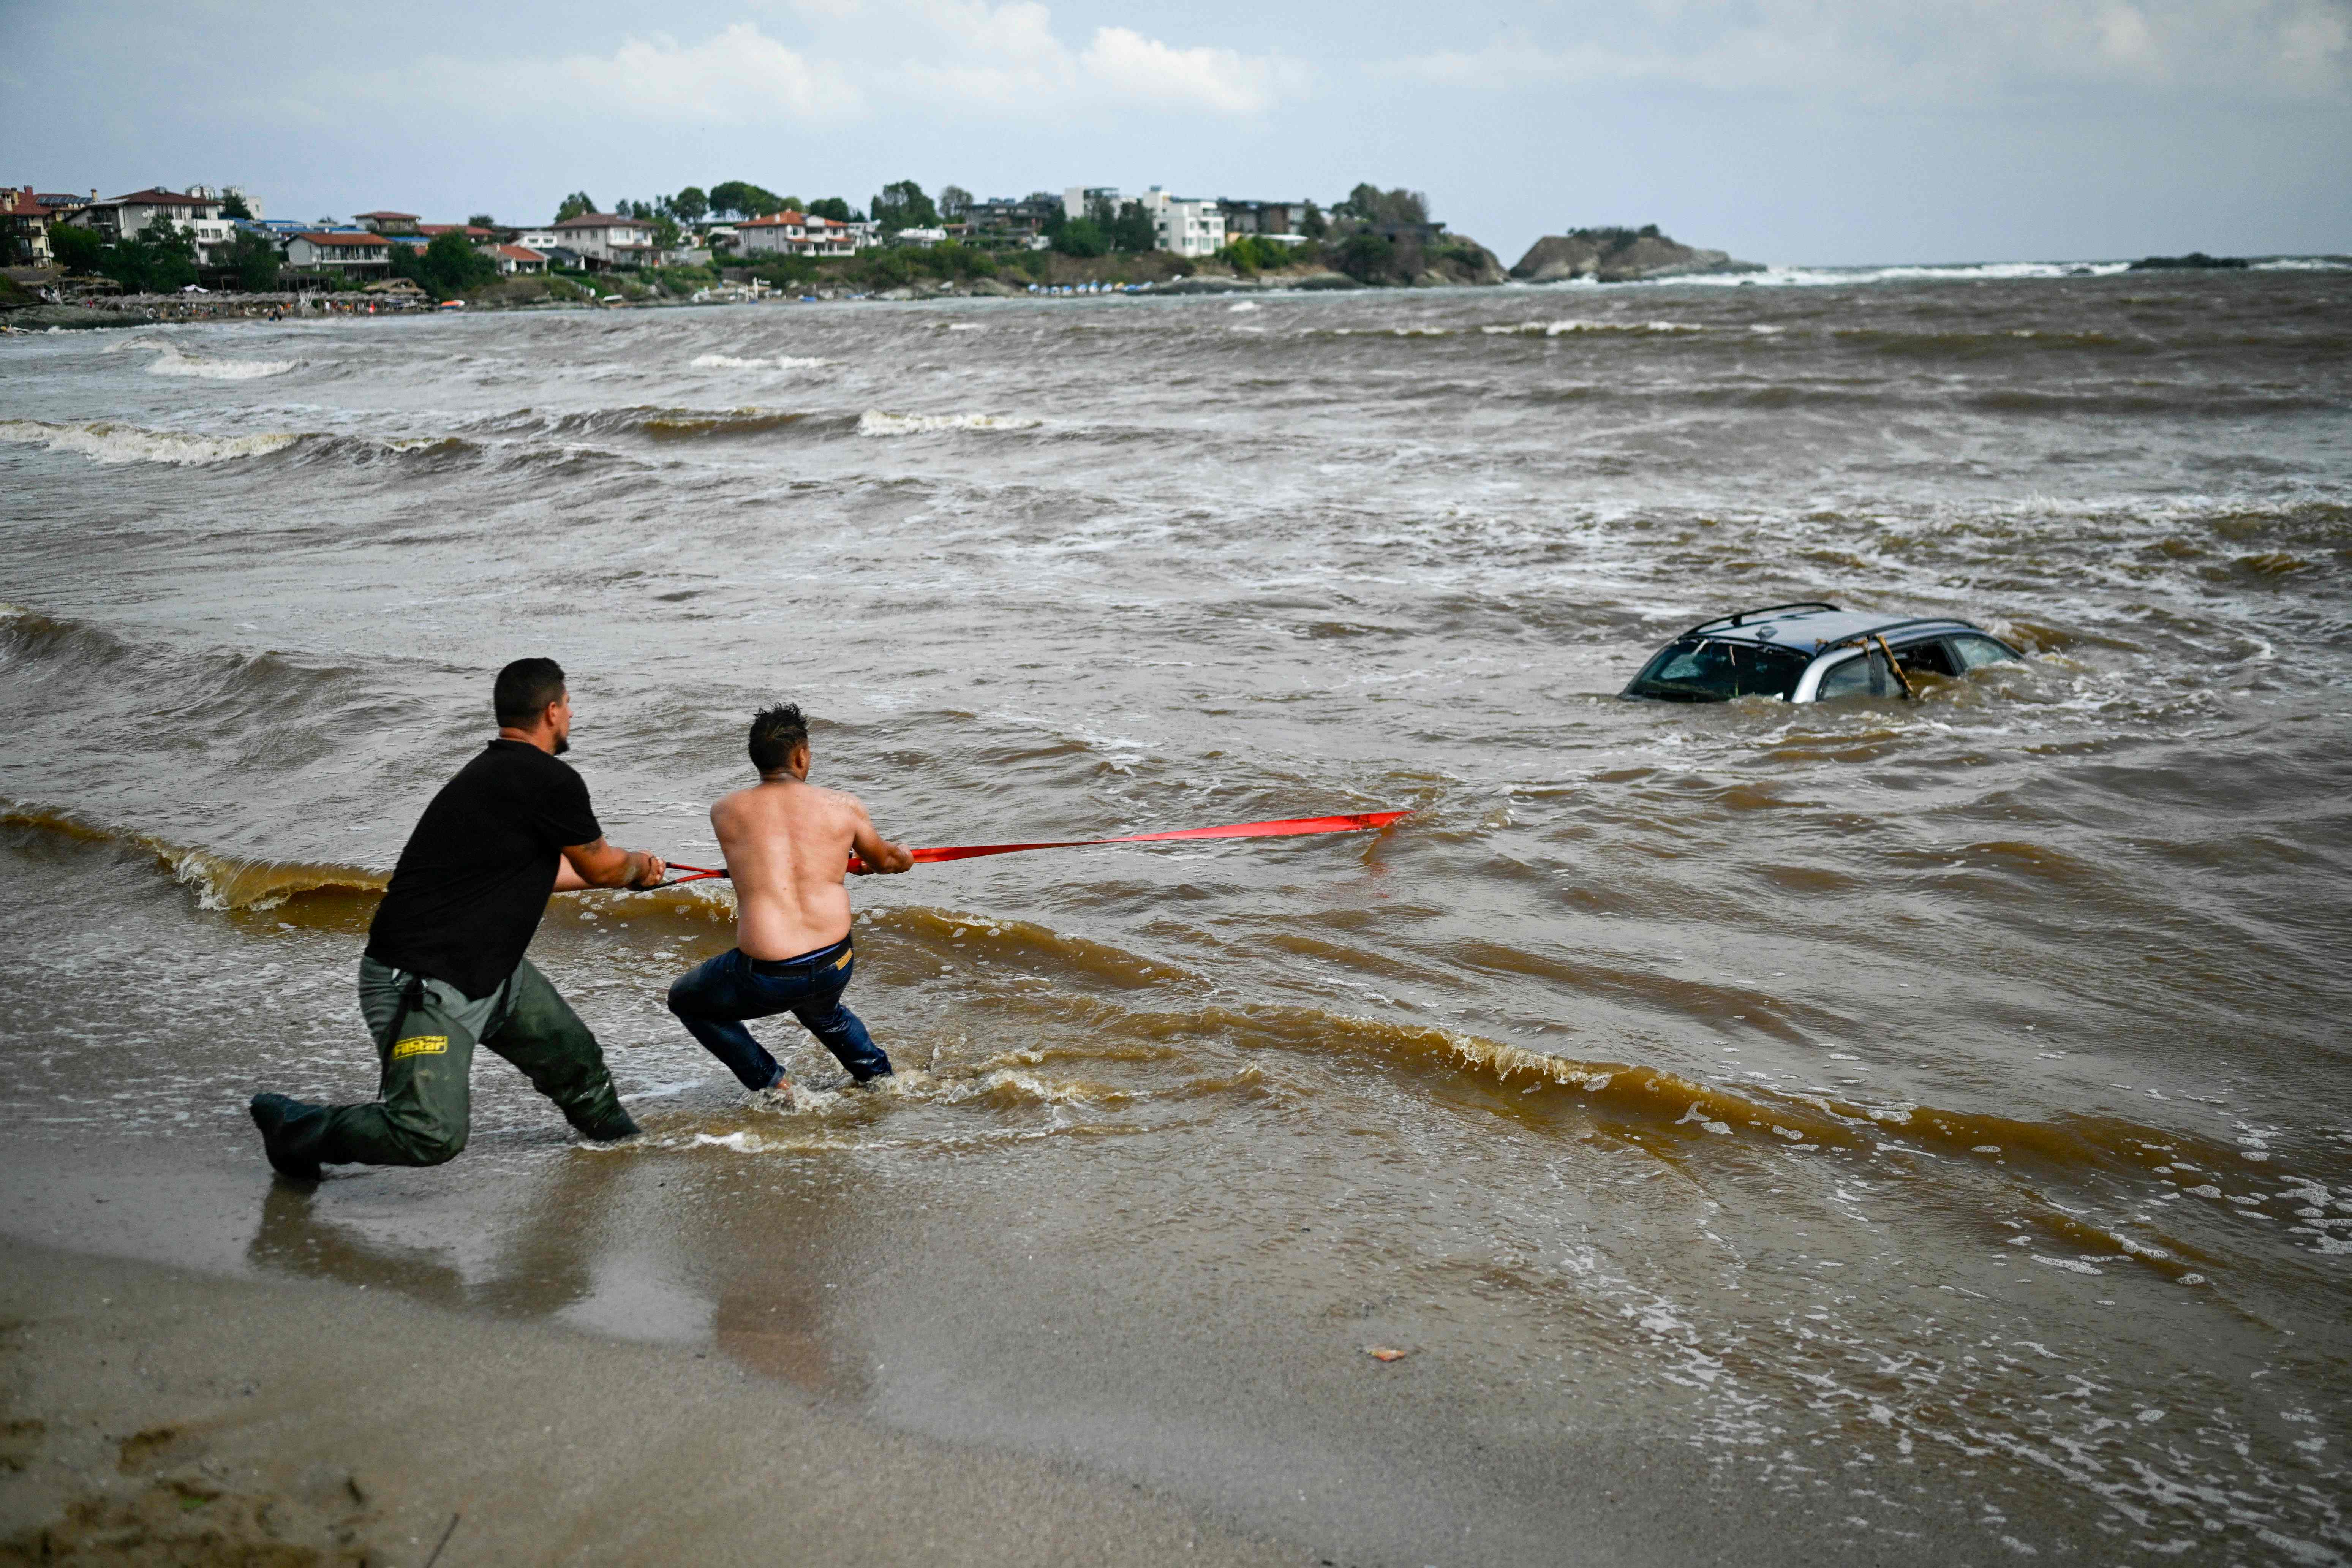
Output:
[1892, 639, 1959, 678]
[1626, 637, 1810, 701]
[1814, 649, 1890, 700]
[1949, 634, 2020, 671]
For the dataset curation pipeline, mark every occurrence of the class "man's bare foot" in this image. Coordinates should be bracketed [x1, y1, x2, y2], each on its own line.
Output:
[749, 1079, 795, 1111]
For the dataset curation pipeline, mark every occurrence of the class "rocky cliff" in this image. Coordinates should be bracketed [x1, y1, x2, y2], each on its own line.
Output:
[1511, 227, 1762, 283]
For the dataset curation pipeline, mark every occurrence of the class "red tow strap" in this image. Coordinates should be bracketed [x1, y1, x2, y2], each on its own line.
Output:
[663, 809, 1409, 883]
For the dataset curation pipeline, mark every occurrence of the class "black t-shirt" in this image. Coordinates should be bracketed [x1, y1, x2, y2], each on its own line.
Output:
[365, 740, 603, 998]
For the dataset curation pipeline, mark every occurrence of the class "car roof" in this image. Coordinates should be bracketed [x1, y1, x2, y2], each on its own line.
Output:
[1674, 602, 1990, 654]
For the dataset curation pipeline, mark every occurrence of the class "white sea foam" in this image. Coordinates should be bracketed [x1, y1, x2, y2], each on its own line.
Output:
[856, 409, 1040, 437]
[140, 342, 298, 380]
[690, 352, 834, 370]
[1482, 319, 1705, 336]
[0, 418, 302, 466]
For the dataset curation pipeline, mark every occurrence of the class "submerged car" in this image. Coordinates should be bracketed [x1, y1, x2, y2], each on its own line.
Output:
[1622, 601, 2024, 703]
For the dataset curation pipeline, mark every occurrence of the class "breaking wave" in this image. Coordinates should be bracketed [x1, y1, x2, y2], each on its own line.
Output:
[0, 800, 386, 912]
[856, 409, 1042, 437]
[689, 353, 835, 371]
[0, 418, 303, 466]
[1482, 319, 1707, 336]
[136, 341, 300, 380]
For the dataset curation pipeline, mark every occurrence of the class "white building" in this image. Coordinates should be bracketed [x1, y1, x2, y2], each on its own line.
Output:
[1062, 187, 1119, 221]
[1133, 187, 1225, 258]
[535, 213, 661, 268]
[281, 231, 391, 278]
[733, 211, 858, 258]
[70, 188, 224, 242]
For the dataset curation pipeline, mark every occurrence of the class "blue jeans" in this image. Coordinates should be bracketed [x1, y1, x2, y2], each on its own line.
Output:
[665, 937, 891, 1089]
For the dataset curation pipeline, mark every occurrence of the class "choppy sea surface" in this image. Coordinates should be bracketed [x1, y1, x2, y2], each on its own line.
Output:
[4, 262, 2349, 1565]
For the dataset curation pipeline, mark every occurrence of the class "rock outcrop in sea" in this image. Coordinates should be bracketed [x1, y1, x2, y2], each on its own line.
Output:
[2127, 253, 2249, 270]
[1511, 227, 1762, 283]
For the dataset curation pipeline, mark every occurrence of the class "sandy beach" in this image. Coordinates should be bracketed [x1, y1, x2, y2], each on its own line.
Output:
[1, 1238, 1315, 1567]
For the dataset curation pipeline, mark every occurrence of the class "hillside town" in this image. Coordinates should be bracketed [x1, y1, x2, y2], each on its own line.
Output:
[1, 177, 1759, 323]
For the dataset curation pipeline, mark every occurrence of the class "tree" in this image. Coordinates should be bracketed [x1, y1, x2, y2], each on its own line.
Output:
[420, 229, 495, 296]
[709, 181, 784, 218]
[219, 191, 253, 220]
[1299, 200, 1327, 240]
[650, 214, 682, 250]
[50, 223, 105, 275]
[1110, 200, 1154, 253]
[555, 191, 597, 222]
[1337, 185, 1429, 228]
[227, 228, 280, 291]
[807, 197, 855, 223]
[939, 184, 972, 223]
[672, 186, 709, 224]
[107, 220, 198, 292]
[871, 180, 939, 231]
[467, 213, 496, 230]
[1334, 232, 1394, 283]
[1051, 217, 1106, 258]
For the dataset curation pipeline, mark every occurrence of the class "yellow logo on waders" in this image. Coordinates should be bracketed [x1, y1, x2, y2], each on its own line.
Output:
[392, 1035, 449, 1060]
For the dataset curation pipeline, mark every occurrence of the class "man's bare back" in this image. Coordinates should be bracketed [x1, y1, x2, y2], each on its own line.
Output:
[713, 748, 910, 961]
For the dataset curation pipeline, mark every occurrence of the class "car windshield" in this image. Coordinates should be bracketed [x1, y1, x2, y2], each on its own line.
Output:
[1625, 637, 1810, 702]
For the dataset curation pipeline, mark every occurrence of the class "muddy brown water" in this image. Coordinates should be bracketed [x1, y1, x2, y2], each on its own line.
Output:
[3, 266, 2349, 1565]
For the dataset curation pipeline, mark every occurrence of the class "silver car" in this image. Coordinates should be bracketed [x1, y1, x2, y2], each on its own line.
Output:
[1622, 602, 2024, 703]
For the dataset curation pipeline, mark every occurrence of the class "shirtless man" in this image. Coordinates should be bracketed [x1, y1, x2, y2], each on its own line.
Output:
[665, 702, 913, 1099]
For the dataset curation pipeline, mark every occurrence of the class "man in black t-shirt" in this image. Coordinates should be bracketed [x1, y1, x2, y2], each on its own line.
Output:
[247, 658, 668, 1182]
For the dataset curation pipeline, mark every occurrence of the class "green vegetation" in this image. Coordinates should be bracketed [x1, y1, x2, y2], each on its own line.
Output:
[1216, 235, 1298, 275]
[808, 197, 856, 223]
[671, 187, 709, 224]
[219, 191, 253, 221]
[224, 229, 280, 292]
[554, 191, 597, 223]
[746, 237, 1002, 293]
[871, 180, 940, 231]
[1051, 217, 1107, 258]
[1334, 232, 1394, 282]
[389, 231, 496, 297]
[1334, 184, 1429, 226]
[49, 219, 199, 292]
[708, 181, 786, 219]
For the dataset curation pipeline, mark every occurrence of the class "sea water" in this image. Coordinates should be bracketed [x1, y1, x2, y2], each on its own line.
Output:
[3, 267, 2348, 1563]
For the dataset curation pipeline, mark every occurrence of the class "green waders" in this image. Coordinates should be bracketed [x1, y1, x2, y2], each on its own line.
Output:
[264, 956, 632, 1170]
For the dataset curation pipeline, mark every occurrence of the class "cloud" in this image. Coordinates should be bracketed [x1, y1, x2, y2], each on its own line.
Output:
[1372, 0, 2352, 101]
[338, 4, 1300, 126]
[1079, 27, 1310, 117]
[892, 1, 1307, 116]
[368, 23, 865, 123]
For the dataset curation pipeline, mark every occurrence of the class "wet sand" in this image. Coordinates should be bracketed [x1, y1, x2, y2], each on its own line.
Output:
[0, 1237, 1310, 1567]
[1, 1136, 2082, 1567]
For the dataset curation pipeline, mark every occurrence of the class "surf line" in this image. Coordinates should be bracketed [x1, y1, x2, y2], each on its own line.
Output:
[662, 809, 1410, 883]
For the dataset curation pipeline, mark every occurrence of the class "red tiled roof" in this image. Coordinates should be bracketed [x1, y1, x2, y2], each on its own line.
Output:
[295, 232, 388, 248]
[353, 210, 420, 220]
[492, 244, 544, 261]
[2, 189, 56, 218]
[554, 213, 652, 229]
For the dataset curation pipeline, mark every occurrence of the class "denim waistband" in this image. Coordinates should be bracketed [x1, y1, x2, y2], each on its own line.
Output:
[748, 935, 852, 977]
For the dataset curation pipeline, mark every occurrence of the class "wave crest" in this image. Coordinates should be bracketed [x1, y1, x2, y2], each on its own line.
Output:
[857, 409, 1041, 437]
[0, 418, 302, 466]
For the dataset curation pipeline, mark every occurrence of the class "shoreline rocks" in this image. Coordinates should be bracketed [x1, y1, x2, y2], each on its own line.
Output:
[1511, 228, 1763, 284]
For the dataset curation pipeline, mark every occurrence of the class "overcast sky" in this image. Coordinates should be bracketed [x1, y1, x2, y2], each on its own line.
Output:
[3, 0, 2345, 264]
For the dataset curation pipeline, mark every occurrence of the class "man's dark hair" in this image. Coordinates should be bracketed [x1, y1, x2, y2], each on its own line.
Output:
[749, 702, 810, 775]
[494, 658, 567, 726]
